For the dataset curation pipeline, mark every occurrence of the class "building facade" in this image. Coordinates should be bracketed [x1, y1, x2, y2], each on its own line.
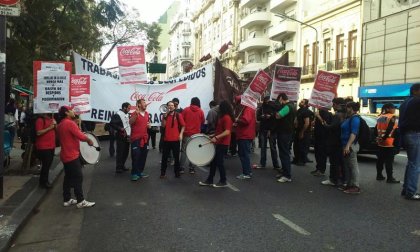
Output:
[360, 0, 420, 113]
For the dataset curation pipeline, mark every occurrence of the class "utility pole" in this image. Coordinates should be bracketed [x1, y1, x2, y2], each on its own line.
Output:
[0, 15, 6, 198]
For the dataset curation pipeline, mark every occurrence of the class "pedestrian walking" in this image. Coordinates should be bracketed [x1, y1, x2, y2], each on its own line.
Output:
[375, 103, 400, 183]
[129, 99, 151, 181]
[399, 83, 420, 200]
[35, 113, 56, 189]
[110, 102, 131, 173]
[233, 96, 256, 180]
[199, 100, 233, 187]
[57, 106, 95, 208]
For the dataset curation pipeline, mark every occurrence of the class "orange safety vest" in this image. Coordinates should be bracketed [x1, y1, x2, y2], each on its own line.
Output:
[376, 113, 398, 147]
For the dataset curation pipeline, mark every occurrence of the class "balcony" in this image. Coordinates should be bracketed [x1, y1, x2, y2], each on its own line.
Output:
[302, 65, 315, 76]
[269, 20, 297, 41]
[268, 50, 295, 65]
[238, 36, 271, 52]
[181, 42, 192, 47]
[240, 11, 271, 29]
[182, 28, 191, 35]
[240, 0, 270, 8]
[318, 58, 359, 73]
[180, 54, 193, 61]
[239, 62, 267, 74]
[270, 0, 297, 13]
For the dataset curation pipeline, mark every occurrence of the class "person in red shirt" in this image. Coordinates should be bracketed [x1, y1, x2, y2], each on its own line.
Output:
[57, 106, 95, 209]
[199, 100, 233, 187]
[35, 114, 56, 188]
[180, 97, 205, 174]
[160, 101, 185, 178]
[233, 96, 256, 179]
[129, 99, 151, 181]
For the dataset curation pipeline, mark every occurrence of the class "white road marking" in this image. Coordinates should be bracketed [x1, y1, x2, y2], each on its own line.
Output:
[196, 166, 240, 192]
[411, 230, 420, 236]
[397, 153, 407, 157]
[272, 214, 311, 236]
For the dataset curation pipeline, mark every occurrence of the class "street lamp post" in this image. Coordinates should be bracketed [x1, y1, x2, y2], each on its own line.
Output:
[275, 13, 318, 74]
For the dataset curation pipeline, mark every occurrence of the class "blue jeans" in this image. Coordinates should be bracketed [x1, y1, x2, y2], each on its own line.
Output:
[276, 133, 292, 178]
[402, 132, 420, 196]
[238, 139, 252, 176]
[131, 140, 149, 176]
[260, 130, 280, 168]
[207, 145, 228, 183]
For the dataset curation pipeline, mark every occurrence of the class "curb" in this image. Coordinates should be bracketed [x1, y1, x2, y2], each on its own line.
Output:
[0, 162, 63, 252]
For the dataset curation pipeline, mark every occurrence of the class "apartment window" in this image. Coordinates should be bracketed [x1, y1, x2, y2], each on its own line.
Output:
[312, 42, 319, 70]
[303, 45, 310, 74]
[348, 30, 357, 68]
[324, 38, 331, 63]
[336, 34, 344, 70]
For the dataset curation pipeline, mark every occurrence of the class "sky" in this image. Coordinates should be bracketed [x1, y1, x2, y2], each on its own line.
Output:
[101, 0, 175, 68]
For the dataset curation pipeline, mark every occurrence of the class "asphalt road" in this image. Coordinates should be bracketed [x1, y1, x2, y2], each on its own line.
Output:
[9, 139, 420, 252]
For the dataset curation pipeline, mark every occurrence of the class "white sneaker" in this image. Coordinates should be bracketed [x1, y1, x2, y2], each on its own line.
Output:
[277, 176, 292, 183]
[321, 179, 336, 186]
[63, 199, 77, 207]
[76, 200, 96, 209]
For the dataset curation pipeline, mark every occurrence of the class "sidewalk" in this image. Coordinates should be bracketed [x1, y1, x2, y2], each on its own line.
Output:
[0, 139, 63, 252]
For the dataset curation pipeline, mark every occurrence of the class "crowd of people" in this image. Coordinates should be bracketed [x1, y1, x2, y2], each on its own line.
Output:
[6, 83, 420, 208]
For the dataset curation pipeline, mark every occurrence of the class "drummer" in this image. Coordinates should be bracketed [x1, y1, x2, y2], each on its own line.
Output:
[57, 105, 95, 209]
[199, 100, 234, 187]
[180, 97, 205, 174]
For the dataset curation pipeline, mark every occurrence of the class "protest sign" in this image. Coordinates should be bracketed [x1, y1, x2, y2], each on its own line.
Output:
[117, 45, 147, 85]
[309, 70, 341, 109]
[270, 65, 301, 102]
[241, 70, 272, 110]
[70, 74, 91, 114]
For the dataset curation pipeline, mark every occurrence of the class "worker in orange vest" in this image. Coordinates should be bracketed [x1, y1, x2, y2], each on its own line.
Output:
[376, 103, 399, 183]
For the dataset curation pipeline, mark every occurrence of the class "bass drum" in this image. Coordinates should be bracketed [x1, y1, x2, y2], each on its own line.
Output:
[185, 134, 215, 166]
[80, 132, 100, 165]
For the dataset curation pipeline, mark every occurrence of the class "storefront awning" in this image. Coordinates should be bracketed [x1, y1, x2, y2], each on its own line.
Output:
[359, 83, 412, 98]
[12, 85, 33, 96]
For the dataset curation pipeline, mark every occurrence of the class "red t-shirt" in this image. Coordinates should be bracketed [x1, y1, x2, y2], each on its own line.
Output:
[182, 105, 205, 137]
[235, 106, 256, 140]
[35, 117, 56, 150]
[164, 112, 185, 141]
[57, 118, 88, 163]
[130, 111, 149, 146]
[215, 114, 233, 146]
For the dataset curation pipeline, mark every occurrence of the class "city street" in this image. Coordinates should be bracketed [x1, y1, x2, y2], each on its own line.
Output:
[9, 139, 420, 252]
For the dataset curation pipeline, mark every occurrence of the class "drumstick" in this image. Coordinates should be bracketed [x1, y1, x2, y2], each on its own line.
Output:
[90, 145, 101, 151]
[198, 141, 213, 148]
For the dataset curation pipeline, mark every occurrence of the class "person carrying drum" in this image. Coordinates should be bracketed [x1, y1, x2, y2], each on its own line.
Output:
[109, 102, 131, 173]
[199, 100, 234, 187]
[129, 99, 151, 181]
[233, 96, 256, 180]
[35, 113, 57, 189]
[180, 97, 205, 174]
[160, 101, 185, 178]
[57, 106, 95, 209]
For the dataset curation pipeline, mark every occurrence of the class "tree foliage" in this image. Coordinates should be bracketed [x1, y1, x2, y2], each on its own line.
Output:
[6, 0, 124, 88]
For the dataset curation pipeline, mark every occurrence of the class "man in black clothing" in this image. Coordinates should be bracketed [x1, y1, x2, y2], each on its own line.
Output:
[312, 108, 332, 176]
[256, 96, 280, 169]
[293, 99, 313, 166]
[110, 102, 131, 173]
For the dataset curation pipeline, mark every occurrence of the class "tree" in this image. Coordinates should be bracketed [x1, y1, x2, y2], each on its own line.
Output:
[100, 8, 162, 65]
[6, 0, 124, 88]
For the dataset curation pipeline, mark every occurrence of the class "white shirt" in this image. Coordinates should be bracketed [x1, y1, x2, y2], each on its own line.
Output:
[117, 110, 131, 136]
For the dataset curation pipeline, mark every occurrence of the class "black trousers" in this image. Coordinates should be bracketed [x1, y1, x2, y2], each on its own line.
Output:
[161, 141, 180, 175]
[376, 146, 395, 178]
[116, 137, 130, 171]
[109, 130, 115, 157]
[148, 130, 157, 148]
[37, 149, 54, 185]
[229, 132, 237, 155]
[293, 132, 310, 163]
[63, 158, 84, 203]
[327, 145, 344, 184]
[207, 145, 228, 183]
[314, 137, 328, 173]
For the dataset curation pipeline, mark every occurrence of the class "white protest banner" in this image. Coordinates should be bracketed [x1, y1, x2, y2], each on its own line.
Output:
[74, 52, 214, 125]
[117, 45, 147, 85]
[70, 74, 91, 114]
[309, 70, 341, 109]
[34, 70, 70, 113]
[241, 70, 272, 110]
[270, 65, 301, 102]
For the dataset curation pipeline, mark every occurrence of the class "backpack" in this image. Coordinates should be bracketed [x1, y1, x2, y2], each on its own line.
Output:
[350, 115, 370, 149]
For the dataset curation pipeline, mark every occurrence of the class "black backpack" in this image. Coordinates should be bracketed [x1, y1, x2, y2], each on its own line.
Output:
[350, 115, 370, 149]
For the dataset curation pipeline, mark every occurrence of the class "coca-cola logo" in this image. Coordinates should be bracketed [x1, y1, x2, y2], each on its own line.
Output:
[317, 73, 338, 84]
[120, 47, 142, 56]
[71, 77, 88, 85]
[130, 92, 165, 102]
[277, 68, 299, 77]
